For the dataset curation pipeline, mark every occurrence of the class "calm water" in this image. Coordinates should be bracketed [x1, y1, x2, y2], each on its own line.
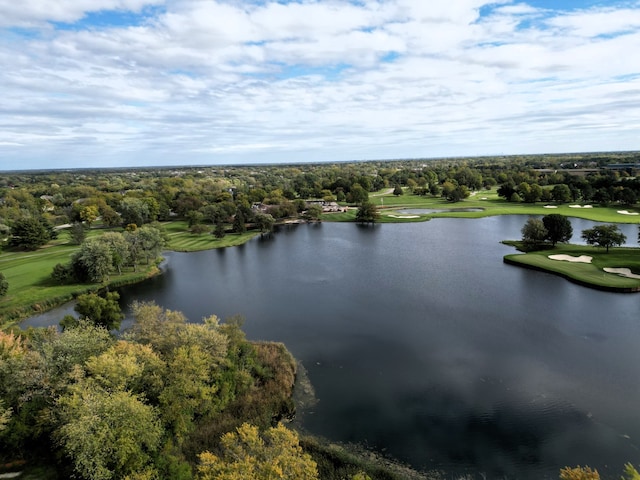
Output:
[25, 217, 640, 479]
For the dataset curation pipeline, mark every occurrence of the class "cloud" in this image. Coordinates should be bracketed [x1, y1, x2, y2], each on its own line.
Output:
[0, 0, 639, 169]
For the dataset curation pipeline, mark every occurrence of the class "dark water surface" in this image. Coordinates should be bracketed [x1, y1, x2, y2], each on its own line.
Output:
[25, 217, 640, 478]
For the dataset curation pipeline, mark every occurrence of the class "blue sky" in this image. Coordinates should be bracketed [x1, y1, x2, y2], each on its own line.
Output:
[0, 0, 639, 170]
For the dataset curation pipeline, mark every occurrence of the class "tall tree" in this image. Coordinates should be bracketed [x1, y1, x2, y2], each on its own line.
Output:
[542, 214, 573, 246]
[581, 224, 626, 252]
[355, 201, 380, 224]
[0, 272, 7, 297]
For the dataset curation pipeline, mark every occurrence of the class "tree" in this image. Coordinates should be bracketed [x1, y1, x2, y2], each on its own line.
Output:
[254, 212, 275, 233]
[57, 386, 163, 480]
[542, 214, 573, 246]
[80, 205, 99, 227]
[120, 198, 150, 228]
[581, 224, 626, 252]
[393, 185, 403, 196]
[74, 291, 124, 330]
[355, 201, 379, 224]
[521, 218, 548, 246]
[0, 272, 8, 297]
[303, 204, 323, 222]
[551, 184, 572, 203]
[347, 184, 368, 205]
[9, 216, 52, 250]
[233, 210, 246, 233]
[97, 232, 129, 275]
[196, 423, 318, 480]
[73, 238, 113, 282]
[69, 222, 86, 245]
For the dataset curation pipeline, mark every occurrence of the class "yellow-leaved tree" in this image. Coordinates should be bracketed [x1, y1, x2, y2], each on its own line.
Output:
[197, 423, 318, 480]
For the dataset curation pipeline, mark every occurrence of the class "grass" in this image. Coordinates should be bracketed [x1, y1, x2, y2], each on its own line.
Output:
[162, 221, 260, 252]
[504, 243, 640, 292]
[328, 189, 640, 224]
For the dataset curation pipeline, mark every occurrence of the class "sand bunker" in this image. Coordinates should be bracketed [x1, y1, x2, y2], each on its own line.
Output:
[548, 254, 593, 263]
[569, 205, 593, 208]
[603, 268, 640, 279]
[543, 205, 558, 209]
[387, 214, 420, 219]
[617, 210, 639, 215]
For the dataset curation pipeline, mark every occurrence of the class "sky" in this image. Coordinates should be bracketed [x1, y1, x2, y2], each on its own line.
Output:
[0, 0, 639, 170]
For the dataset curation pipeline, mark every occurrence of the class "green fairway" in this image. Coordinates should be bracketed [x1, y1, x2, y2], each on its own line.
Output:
[504, 244, 640, 292]
[163, 221, 260, 251]
[328, 189, 640, 224]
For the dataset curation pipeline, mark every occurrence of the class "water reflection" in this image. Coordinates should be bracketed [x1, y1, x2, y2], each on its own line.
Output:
[21, 217, 640, 479]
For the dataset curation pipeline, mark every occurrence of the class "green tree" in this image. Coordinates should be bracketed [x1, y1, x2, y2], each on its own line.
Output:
[581, 224, 626, 252]
[73, 238, 113, 282]
[355, 201, 380, 224]
[303, 204, 323, 222]
[521, 218, 548, 246]
[393, 185, 403, 196]
[233, 210, 246, 233]
[69, 222, 86, 245]
[214, 220, 226, 239]
[57, 386, 163, 480]
[9, 216, 53, 250]
[95, 231, 129, 275]
[542, 214, 573, 246]
[622, 463, 640, 480]
[0, 272, 8, 297]
[120, 198, 150, 228]
[347, 184, 368, 205]
[254, 212, 275, 233]
[74, 291, 124, 330]
[551, 184, 572, 203]
[197, 423, 318, 480]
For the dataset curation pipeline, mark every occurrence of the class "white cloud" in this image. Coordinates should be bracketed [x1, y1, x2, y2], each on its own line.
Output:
[0, 0, 639, 169]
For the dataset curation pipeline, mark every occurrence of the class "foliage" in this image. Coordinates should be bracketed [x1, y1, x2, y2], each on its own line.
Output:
[581, 224, 627, 252]
[521, 218, 548, 246]
[303, 204, 323, 222]
[0, 273, 7, 297]
[9, 217, 53, 250]
[254, 212, 275, 233]
[56, 386, 164, 480]
[622, 463, 640, 480]
[355, 202, 380, 224]
[69, 222, 86, 245]
[73, 291, 124, 330]
[196, 423, 318, 480]
[72, 238, 113, 282]
[393, 185, 403, 196]
[542, 214, 573, 246]
[559, 466, 600, 480]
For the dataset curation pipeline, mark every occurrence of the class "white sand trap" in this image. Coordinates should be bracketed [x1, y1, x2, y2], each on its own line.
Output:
[548, 254, 593, 263]
[603, 268, 640, 279]
[618, 210, 639, 215]
[387, 214, 420, 219]
[481, 197, 488, 200]
[569, 205, 593, 209]
[543, 205, 558, 209]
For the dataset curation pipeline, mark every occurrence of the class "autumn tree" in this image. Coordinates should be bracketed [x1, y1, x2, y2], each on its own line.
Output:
[196, 423, 318, 480]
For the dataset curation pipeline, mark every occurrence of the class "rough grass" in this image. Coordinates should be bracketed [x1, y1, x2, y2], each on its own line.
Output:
[504, 244, 640, 291]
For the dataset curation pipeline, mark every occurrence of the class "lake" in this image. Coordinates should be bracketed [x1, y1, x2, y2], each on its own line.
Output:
[24, 217, 640, 479]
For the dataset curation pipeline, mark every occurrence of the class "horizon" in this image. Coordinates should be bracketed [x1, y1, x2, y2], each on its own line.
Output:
[1, 0, 639, 170]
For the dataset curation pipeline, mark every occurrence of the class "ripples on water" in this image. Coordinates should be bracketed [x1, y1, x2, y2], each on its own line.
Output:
[23, 217, 640, 479]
